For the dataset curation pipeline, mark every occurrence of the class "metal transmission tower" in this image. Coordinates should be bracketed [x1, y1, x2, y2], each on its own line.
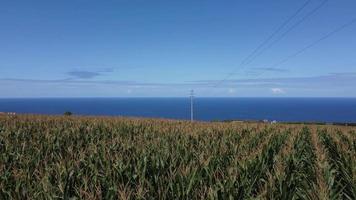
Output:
[190, 90, 194, 122]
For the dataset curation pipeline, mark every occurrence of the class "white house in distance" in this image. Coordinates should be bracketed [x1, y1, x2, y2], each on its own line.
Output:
[0, 112, 16, 116]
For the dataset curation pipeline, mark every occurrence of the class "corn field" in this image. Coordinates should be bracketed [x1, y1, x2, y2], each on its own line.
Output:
[0, 115, 355, 199]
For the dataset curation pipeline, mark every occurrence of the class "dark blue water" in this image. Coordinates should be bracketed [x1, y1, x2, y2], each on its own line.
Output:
[0, 98, 355, 123]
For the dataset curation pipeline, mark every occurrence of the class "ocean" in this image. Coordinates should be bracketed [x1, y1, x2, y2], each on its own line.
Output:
[0, 98, 355, 123]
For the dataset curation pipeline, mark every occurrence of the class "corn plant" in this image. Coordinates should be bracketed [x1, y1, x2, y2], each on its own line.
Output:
[319, 129, 356, 200]
[0, 115, 355, 199]
[268, 127, 318, 200]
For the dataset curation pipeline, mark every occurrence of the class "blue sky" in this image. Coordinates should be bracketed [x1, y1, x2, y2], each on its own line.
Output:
[1, 0, 356, 97]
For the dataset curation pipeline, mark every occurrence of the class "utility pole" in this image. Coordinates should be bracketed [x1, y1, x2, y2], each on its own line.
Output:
[190, 90, 194, 122]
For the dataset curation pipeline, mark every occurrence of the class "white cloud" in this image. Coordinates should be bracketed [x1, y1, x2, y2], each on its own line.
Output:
[271, 88, 285, 94]
[228, 88, 236, 94]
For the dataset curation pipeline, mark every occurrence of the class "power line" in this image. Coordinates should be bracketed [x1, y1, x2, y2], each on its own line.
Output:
[254, 17, 356, 79]
[213, 0, 313, 88]
[241, 0, 313, 66]
[245, 0, 329, 66]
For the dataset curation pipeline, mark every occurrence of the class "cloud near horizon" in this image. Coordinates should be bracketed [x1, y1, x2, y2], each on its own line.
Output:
[1, 72, 356, 97]
[67, 71, 101, 79]
[271, 88, 285, 94]
[193, 72, 356, 88]
[67, 68, 115, 79]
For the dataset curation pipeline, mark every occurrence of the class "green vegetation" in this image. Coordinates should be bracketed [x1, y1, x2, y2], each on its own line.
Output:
[267, 127, 318, 199]
[0, 115, 355, 199]
[319, 129, 356, 200]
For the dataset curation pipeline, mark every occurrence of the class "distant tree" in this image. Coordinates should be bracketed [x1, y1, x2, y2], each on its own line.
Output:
[64, 111, 72, 116]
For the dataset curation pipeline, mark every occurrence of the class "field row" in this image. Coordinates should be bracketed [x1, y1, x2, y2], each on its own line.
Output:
[0, 115, 355, 199]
